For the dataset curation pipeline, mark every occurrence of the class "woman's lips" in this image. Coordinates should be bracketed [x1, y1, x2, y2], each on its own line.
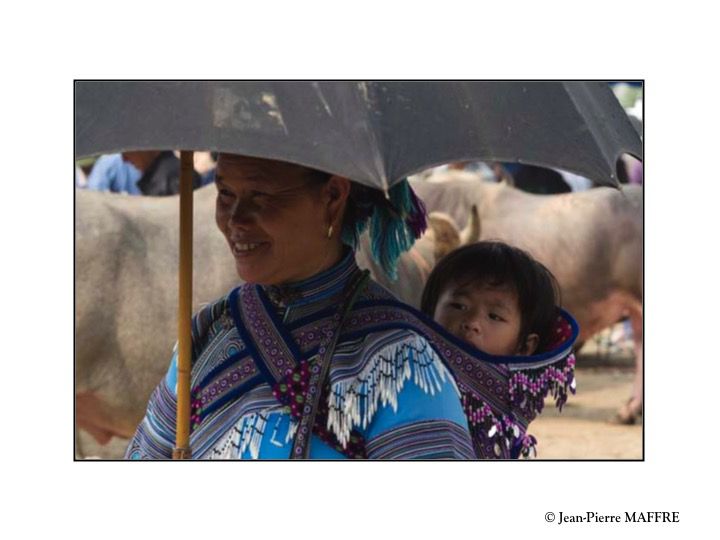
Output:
[231, 241, 269, 258]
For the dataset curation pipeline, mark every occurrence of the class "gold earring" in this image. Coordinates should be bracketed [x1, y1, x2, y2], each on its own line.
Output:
[327, 225, 334, 239]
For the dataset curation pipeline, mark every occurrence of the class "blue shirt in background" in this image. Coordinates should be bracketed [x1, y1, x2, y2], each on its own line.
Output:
[86, 154, 142, 195]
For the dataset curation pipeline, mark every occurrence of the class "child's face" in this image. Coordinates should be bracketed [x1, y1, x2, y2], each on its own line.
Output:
[434, 280, 537, 356]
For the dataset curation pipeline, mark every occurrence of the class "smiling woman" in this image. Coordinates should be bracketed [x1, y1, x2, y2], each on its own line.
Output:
[125, 154, 480, 460]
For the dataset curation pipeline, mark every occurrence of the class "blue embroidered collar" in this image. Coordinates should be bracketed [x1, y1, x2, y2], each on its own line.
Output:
[262, 248, 360, 311]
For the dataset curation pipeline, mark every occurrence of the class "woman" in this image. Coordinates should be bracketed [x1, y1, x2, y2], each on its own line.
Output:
[126, 154, 577, 460]
[125, 154, 474, 459]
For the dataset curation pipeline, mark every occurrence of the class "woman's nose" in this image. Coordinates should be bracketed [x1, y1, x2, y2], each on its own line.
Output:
[228, 199, 255, 228]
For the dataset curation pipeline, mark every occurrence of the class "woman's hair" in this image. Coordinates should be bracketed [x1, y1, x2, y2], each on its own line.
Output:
[420, 241, 562, 353]
[306, 170, 427, 279]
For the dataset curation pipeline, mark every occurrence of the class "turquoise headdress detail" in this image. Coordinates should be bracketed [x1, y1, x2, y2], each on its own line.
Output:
[341, 179, 427, 280]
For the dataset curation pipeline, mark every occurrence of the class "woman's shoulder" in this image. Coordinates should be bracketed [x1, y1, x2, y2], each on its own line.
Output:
[348, 278, 438, 338]
[335, 292, 441, 378]
[191, 290, 236, 351]
[359, 278, 405, 304]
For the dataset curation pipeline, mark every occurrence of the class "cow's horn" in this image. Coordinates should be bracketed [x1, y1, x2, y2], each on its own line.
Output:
[460, 205, 481, 245]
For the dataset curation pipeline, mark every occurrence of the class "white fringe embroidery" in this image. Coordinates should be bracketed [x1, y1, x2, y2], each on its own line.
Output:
[242, 413, 268, 459]
[210, 412, 268, 460]
[327, 334, 455, 448]
[285, 417, 299, 444]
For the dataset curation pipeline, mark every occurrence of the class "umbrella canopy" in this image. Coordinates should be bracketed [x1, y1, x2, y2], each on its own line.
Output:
[75, 81, 641, 191]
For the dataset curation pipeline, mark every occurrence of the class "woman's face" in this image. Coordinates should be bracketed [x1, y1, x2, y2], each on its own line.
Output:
[215, 154, 347, 285]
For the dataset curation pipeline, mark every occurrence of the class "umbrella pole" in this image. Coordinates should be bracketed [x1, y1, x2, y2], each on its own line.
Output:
[173, 150, 194, 460]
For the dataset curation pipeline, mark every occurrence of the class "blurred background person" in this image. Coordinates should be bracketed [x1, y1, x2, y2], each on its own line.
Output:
[83, 151, 215, 196]
[86, 153, 142, 194]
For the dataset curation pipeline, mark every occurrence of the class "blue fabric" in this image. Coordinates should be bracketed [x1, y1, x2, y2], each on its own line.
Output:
[164, 351, 178, 393]
[238, 413, 347, 460]
[363, 365, 469, 441]
[86, 154, 142, 195]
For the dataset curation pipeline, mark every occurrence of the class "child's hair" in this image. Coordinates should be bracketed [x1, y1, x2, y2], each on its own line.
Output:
[420, 241, 561, 353]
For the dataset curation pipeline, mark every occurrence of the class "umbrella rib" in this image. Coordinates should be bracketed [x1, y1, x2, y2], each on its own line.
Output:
[355, 82, 390, 194]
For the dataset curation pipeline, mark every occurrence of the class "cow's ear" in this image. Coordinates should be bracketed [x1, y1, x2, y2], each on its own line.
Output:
[518, 333, 539, 356]
[428, 213, 460, 261]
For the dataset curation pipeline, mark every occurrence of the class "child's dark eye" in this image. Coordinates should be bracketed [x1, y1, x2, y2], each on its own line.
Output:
[218, 188, 234, 198]
[449, 302, 467, 311]
[489, 313, 506, 322]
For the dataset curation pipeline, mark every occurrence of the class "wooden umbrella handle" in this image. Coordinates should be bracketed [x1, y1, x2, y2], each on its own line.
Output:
[174, 150, 194, 460]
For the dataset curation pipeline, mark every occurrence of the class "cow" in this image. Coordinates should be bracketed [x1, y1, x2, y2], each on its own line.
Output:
[75, 185, 240, 454]
[74, 185, 476, 458]
[410, 171, 643, 424]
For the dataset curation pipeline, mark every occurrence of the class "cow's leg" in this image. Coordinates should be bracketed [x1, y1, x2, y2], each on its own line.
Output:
[616, 302, 643, 424]
[76, 391, 139, 445]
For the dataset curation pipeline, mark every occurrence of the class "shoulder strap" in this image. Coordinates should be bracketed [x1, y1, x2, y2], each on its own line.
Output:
[289, 270, 370, 459]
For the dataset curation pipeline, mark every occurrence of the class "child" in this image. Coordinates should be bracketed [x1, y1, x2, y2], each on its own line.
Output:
[421, 241, 575, 458]
[421, 241, 561, 358]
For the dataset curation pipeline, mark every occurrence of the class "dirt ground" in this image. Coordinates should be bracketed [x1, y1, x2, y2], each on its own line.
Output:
[530, 322, 643, 460]
[77, 323, 643, 460]
[530, 366, 642, 459]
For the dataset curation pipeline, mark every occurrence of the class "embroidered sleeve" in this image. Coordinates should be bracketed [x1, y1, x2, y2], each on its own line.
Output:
[125, 298, 230, 460]
[326, 331, 474, 459]
[124, 353, 178, 460]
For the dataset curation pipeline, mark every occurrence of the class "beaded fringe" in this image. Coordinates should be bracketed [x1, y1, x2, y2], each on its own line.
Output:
[327, 335, 454, 448]
[463, 352, 576, 458]
[509, 353, 577, 415]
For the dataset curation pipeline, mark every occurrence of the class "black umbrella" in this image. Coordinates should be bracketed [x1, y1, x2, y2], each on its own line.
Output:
[74, 80, 641, 458]
[75, 81, 641, 190]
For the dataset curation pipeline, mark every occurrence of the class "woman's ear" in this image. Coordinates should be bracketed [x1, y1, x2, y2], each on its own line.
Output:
[518, 333, 539, 356]
[324, 175, 351, 224]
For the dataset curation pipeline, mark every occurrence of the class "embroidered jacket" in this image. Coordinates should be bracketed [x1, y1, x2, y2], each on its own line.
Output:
[126, 251, 475, 459]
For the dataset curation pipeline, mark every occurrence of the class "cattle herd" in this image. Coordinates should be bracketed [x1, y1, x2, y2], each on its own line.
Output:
[75, 169, 643, 458]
